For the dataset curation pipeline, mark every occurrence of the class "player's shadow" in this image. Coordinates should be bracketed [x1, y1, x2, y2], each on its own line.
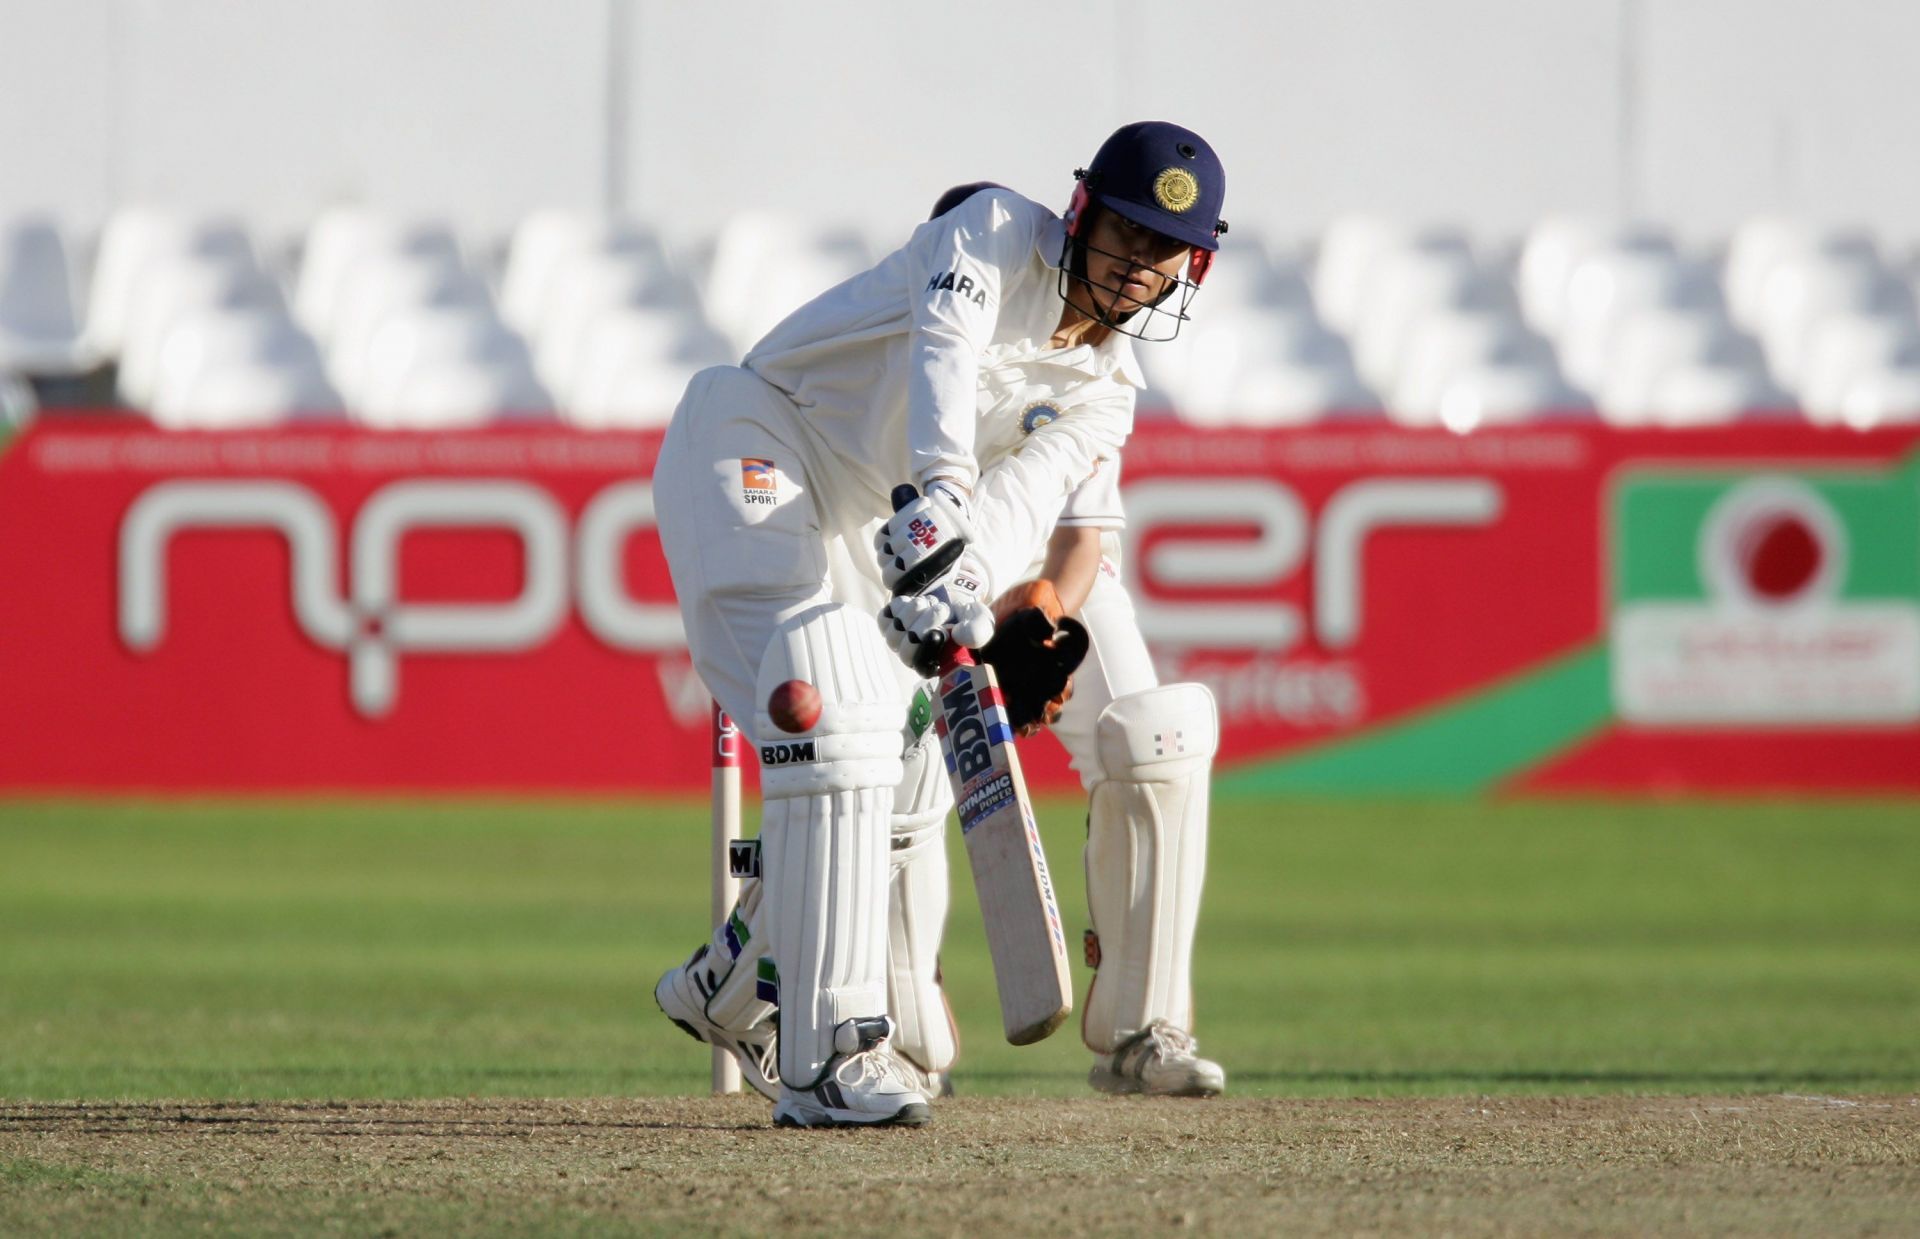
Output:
[0, 1102, 769, 1136]
[967, 1067, 1901, 1088]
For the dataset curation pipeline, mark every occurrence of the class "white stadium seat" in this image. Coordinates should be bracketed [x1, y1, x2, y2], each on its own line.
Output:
[1644, 363, 1785, 426]
[1314, 218, 1469, 335]
[500, 210, 676, 335]
[1753, 252, 1912, 389]
[1723, 217, 1805, 333]
[295, 208, 463, 342]
[1210, 362, 1378, 427]
[1799, 312, 1920, 422]
[704, 213, 871, 355]
[324, 252, 494, 405]
[87, 208, 256, 361]
[1141, 304, 1372, 424]
[150, 357, 343, 428]
[117, 257, 286, 408]
[1427, 363, 1587, 434]
[561, 304, 730, 429]
[148, 306, 326, 416]
[1389, 311, 1553, 421]
[1314, 216, 1398, 334]
[358, 306, 533, 416]
[1833, 366, 1920, 429]
[570, 359, 698, 429]
[1596, 307, 1761, 423]
[358, 358, 549, 429]
[1557, 246, 1711, 391]
[531, 247, 691, 397]
[0, 216, 89, 373]
[1517, 216, 1606, 338]
[1723, 219, 1878, 334]
[1349, 247, 1506, 391]
[1191, 233, 1317, 317]
[1517, 217, 1674, 338]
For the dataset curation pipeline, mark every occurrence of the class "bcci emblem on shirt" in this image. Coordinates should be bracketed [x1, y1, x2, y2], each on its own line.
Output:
[740, 458, 779, 506]
[1021, 401, 1061, 434]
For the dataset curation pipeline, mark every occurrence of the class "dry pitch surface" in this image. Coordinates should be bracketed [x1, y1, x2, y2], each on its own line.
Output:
[5, 1094, 1917, 1236]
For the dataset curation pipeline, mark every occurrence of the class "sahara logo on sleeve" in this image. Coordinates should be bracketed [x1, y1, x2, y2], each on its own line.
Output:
[925, 269, 990, 308]
[740, 458, 779, 506]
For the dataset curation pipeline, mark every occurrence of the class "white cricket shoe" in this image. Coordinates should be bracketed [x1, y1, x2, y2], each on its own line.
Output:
[654, 945, 780, 1101]
[1088, 1020, 1226, 1097]
[772, 1017, 932, 1128]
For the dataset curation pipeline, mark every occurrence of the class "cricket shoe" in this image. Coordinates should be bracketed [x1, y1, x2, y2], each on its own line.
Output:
[772, 1016, 932, 1128]
[1088, 1020, 1225, 1097]
[653, 945, 780, 1101]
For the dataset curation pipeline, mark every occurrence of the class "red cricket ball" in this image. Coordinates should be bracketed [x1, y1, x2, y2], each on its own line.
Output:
[767, 679, 823, 733]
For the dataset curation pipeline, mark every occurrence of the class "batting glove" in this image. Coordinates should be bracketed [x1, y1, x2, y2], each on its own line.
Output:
[875, 481, 977, 596]
[879, 551, 995, 674]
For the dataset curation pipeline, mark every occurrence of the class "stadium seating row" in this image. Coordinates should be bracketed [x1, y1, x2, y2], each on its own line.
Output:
[2, 208, 1918, 431]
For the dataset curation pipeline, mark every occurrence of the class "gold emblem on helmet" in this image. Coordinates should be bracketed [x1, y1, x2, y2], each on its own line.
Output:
[1153, 167, 1200, 213]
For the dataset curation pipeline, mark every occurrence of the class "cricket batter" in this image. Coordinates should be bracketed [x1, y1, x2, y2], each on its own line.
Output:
[654, 122, 1228, 1126]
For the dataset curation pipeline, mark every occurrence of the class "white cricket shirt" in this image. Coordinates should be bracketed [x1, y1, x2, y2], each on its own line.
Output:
[743, 188, 1140, 593]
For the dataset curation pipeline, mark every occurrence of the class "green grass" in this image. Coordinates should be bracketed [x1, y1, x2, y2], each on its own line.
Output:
[1, 797, 1916, 1100]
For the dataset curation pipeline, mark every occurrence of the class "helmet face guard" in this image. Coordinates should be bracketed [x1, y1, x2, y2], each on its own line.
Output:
[1057, 175, 1215, 344]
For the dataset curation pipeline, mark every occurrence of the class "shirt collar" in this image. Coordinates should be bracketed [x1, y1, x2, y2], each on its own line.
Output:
[1037, 213, 1068, 269]
[1107, 334, 1146, 388]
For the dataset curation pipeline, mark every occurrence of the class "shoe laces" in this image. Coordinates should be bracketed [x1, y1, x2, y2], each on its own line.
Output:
[743, 1033, 777, 1076]
[1119, 1020, 1198, 1072]
[833, 1044, 899, 1090]
[1146, 1021, 1197, 1059]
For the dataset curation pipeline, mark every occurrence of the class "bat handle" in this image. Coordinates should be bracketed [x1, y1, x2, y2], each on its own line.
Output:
[920, 631, 974, 676]
[938, 639, 975, 673]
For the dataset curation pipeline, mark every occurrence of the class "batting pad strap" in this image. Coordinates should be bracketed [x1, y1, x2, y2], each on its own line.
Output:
[1094, 682, 1218, 782]
[885, 726, 959, 1074]
[889, 817, 943, 864]
[754, 603, 908, 799]
[889, 731, 951, 856]
[702, 879, 774, 1031]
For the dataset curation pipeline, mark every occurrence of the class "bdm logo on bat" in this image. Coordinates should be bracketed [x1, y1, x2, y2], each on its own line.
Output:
[936, 673, 991, 780]
[1608, 464, 1920, 725]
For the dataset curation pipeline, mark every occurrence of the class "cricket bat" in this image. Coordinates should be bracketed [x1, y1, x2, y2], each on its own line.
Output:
[931, 643, 1074, 1045]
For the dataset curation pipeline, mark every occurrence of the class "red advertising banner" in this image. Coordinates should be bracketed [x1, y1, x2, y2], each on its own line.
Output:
[1, 417, 1916, 794]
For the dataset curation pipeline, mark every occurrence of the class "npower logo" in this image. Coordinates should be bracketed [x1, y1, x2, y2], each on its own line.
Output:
[116, 473, 1506, 720]
[118, 479, 683, 717]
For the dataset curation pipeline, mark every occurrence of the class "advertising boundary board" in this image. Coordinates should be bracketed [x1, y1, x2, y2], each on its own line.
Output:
[1, 416, 1916, 795]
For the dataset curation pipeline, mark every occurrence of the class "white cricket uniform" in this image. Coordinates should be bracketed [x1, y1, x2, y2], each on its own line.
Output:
[654, 186, 1186, 1085]
[654, 187, 1145, 736]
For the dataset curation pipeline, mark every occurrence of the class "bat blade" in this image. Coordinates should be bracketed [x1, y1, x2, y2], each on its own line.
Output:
[933, 652, 1073, 1044]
